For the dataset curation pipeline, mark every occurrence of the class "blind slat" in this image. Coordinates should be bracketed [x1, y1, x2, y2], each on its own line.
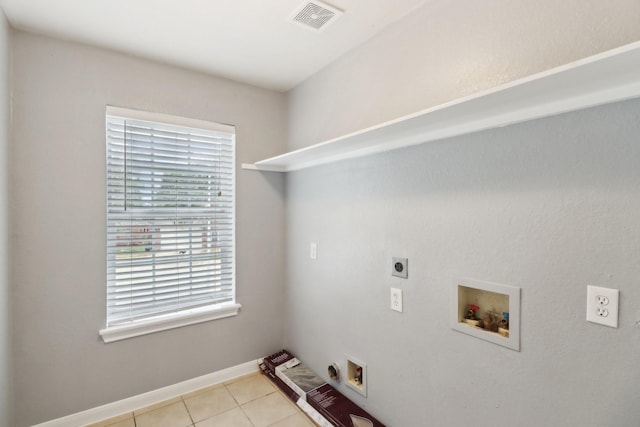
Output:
[106, 110, 235, 327]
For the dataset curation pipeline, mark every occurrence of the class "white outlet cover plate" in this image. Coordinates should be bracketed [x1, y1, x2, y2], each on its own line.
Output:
[587, 285, 619, 328]
[390, 287, 403, 312]
[310, 242, 317, 260]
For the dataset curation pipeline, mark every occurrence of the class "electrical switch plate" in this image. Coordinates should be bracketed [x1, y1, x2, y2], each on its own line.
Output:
[310, 242, 317, 260]
[390, 288, 403, 312]
[587, 285, 619, 328]
[392, 257, 408, 278]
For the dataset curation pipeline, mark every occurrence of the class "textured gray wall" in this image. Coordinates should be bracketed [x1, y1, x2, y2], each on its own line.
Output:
[288, 0, 640, 150]
[11, 31, 287, 427]
[286, 99, 640, 426]
[0, 9, 11, 427]
[284, 1, 640, 425]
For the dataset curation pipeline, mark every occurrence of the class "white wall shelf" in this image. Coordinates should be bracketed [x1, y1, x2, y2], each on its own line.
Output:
[241, 40, 640, 173]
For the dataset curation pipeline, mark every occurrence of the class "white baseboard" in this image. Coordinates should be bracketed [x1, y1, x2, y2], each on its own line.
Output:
[32, 359, 260, 427]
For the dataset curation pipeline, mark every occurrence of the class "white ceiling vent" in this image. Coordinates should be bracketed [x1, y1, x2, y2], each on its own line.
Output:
[290, 1, 344, 32]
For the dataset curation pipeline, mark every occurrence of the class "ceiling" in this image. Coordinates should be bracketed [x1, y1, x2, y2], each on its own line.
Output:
[0, 0, 426, 91]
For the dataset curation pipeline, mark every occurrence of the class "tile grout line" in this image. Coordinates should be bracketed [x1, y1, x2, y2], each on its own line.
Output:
[225, 382, 258, 427]
[179, 395, 196, 427]
[101, 372, 314, 427]
[222, 383, 258, 427]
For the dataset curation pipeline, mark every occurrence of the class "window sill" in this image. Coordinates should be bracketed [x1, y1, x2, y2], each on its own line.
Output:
[99, 303, 241, 343]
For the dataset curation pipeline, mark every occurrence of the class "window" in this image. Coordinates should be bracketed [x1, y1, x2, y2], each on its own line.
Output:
[100, 107, 239, 343]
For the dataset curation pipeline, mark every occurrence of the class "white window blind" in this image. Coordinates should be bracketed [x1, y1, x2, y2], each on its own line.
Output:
[105, 107, 235, 328]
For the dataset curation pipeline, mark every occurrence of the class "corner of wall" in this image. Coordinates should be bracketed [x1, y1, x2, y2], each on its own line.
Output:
[0, 6, 13, 427]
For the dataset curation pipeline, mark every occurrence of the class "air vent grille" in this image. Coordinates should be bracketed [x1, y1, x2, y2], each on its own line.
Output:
[290, 1, 343, 32]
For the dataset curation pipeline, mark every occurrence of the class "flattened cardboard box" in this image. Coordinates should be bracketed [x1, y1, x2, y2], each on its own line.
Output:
[308, 384, 386, 427]
[259, 350, 386, 427]
[262, 349, 296, 374]
[276, 358, 327, 401]
[258, 361, 300, 402]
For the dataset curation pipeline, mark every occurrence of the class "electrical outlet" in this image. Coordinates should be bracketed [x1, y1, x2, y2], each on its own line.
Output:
[390, 288, 403, 312]
[392, 257, 408, 279]
[587, 285, 619, 328]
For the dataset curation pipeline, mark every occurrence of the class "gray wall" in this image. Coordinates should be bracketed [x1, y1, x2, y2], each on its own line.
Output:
[286, 99, 640, 427]
[284, 1, 640, 426]
[288, 0, 640, 150]
[11, 31, 287, 427]
[8, 2, 640, 426]
[0, 8, 11, 427]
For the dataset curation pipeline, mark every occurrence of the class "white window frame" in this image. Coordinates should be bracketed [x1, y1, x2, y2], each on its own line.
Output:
[100, 106, 240, 343]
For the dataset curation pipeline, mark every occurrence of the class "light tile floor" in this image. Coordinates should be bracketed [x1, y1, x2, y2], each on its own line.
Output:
[85, 373, 316, 427]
